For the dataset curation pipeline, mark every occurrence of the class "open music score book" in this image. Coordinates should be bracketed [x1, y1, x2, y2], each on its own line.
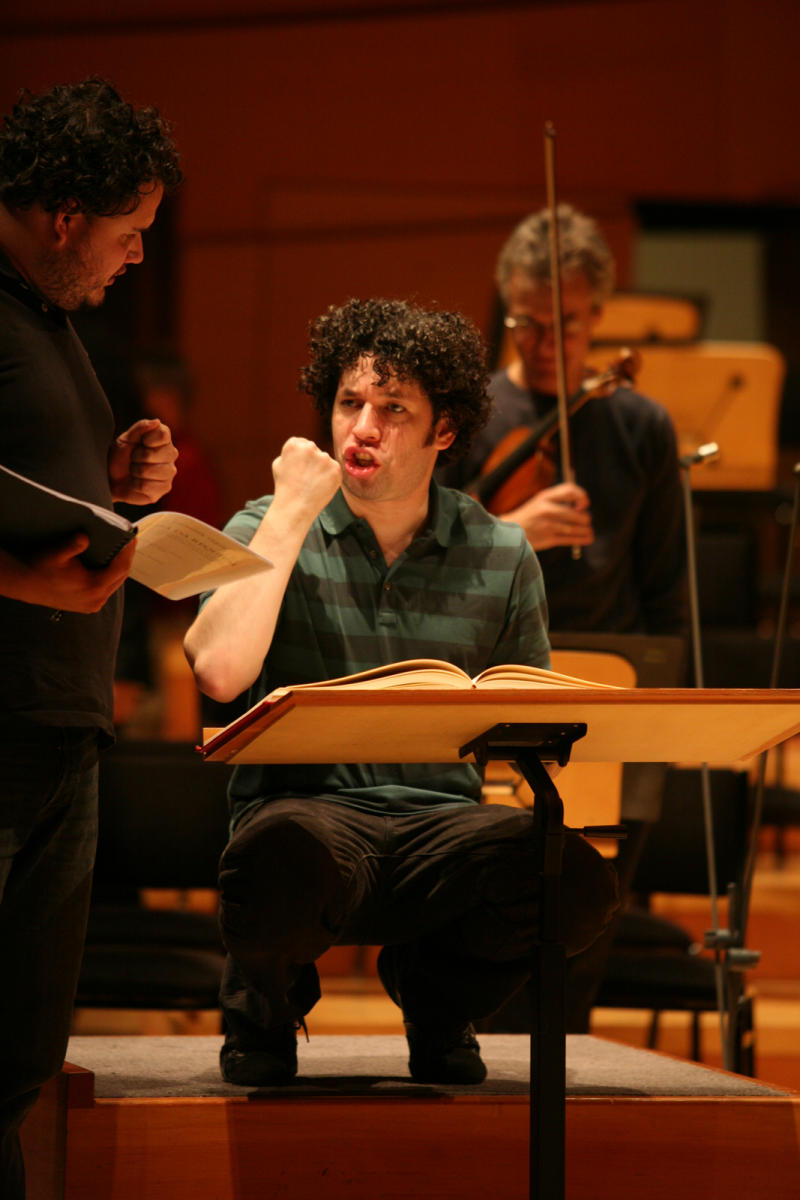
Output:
[202, 669, 800, 766]
[264, 658, 622, 695]
[0, 462, 272, 600]
[202, 658, 622, 761]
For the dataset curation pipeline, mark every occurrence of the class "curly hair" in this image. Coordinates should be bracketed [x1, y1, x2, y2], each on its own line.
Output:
[496, 203, 615, 307]
[0, 77, 182, 215]
[299, 298, 490, 464]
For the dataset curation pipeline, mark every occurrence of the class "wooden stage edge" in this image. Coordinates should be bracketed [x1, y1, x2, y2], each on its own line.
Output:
[22, 1037, 800, 1200]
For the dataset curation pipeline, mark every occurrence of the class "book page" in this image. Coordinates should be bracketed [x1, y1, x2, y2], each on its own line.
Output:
[269, 658, 473, 695]
[129, 511, 272, 600]
[473, 663, 621, 689]
[260, 659, 619, 703]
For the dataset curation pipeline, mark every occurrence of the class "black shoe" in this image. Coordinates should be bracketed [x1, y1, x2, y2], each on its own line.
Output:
[404, 1020, 487, 1085]
[220, 1022, 299, 1086]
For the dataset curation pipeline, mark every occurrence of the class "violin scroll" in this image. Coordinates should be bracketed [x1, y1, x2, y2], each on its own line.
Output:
[581, 347, 640, 397]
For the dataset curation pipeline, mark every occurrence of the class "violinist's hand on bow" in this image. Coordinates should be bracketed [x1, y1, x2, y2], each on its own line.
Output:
[503, 481, 594, 552]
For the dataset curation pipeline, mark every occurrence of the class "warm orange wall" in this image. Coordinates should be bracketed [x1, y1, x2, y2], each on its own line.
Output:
[1, 0, 799, 512]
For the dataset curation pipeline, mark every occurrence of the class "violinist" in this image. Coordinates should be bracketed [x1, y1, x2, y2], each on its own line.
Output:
[439, 203, 686, 636]
[438, 204, 687, 1036]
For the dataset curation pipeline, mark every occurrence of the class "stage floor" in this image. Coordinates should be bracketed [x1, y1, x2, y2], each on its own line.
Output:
[65, 1032, 790, 1099]
[23, 1034, 800, 1200]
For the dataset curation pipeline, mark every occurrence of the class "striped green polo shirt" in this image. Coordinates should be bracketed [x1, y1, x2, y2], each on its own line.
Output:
[219, 482, 550, 824]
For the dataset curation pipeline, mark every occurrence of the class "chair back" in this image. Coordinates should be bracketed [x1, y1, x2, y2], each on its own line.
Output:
[496, 647, 634, 844]
[631, 766, 750, 897]
[488, 637, 687, 837]
[546, 646, 640, 841]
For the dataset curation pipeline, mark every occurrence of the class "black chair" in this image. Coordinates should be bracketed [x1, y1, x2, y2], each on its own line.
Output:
[75, 739, 232, 1014]
[760, 774, 800, 867]
[593, 765, 756, 1073]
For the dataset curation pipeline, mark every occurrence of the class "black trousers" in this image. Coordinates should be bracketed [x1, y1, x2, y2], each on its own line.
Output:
[218, 797, 618, 1042]
[0, 725, 99, 1200]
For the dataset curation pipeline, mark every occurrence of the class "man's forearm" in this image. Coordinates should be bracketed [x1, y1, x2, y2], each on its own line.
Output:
[184, 508, 308, 703]
[185, 437, 342, 703]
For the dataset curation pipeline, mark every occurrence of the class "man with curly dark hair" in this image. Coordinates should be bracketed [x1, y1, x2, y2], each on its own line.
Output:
[300, 297, 490, 465]
[185, 297, 617, 1090]
[0, 78, 181, 1199]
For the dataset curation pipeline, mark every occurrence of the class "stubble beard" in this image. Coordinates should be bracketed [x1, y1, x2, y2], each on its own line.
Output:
[35, 244, 105, 311]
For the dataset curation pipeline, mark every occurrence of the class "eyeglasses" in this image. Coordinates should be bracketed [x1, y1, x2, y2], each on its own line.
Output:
[503, 313, 586, 339]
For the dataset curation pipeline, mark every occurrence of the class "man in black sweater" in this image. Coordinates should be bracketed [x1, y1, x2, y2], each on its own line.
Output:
[0, 78, 182, 1199]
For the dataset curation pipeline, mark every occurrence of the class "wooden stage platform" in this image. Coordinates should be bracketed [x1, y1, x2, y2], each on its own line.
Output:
[22, 1034, 800, 1199]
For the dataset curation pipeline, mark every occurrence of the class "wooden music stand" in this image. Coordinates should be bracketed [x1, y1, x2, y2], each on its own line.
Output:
[202, 685, 800, 1200]
[585, 340, 785, 491]
[591, 291, 704, 343]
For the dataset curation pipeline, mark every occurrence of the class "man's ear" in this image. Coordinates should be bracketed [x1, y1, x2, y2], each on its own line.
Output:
[51, 202, 82, 248]
[433, 418, 457, 452]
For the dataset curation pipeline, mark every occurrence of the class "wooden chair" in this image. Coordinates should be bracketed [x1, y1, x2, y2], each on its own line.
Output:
[483, 635, 685, 841]
[482, 648, 634, 846]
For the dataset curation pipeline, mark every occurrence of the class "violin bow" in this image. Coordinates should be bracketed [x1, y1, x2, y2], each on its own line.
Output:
[544, 121, 581, 559]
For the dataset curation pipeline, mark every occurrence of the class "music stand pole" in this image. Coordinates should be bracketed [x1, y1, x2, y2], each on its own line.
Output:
[679, 444, 733, 1068]
[461, 722, 590, 1200]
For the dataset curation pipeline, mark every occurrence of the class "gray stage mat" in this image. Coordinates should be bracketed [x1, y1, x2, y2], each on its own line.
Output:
[65, 1034, 792, 1100]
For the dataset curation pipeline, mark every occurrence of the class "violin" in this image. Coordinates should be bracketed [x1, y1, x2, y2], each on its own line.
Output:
[466, 348, 640, 515]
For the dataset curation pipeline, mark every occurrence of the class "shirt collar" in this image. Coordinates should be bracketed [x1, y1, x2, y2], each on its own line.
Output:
[425, 479, 458, 547]
[318, 480, 458, 549]
[318, 489, 362, 537]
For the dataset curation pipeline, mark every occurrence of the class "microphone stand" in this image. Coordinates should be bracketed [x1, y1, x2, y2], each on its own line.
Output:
[679, 443, 754, 1072]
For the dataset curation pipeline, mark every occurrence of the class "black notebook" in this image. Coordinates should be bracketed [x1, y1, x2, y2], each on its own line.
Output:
[0, 462, 135, 568]
[0, 462, 273, 597]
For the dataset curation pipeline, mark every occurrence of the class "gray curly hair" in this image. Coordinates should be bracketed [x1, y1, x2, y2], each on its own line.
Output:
[496, 203, 616, 307]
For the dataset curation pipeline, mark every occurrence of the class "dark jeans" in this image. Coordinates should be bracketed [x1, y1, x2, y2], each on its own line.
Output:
[218, 797, 618, 1044]
[0, 723, 99, 1200]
